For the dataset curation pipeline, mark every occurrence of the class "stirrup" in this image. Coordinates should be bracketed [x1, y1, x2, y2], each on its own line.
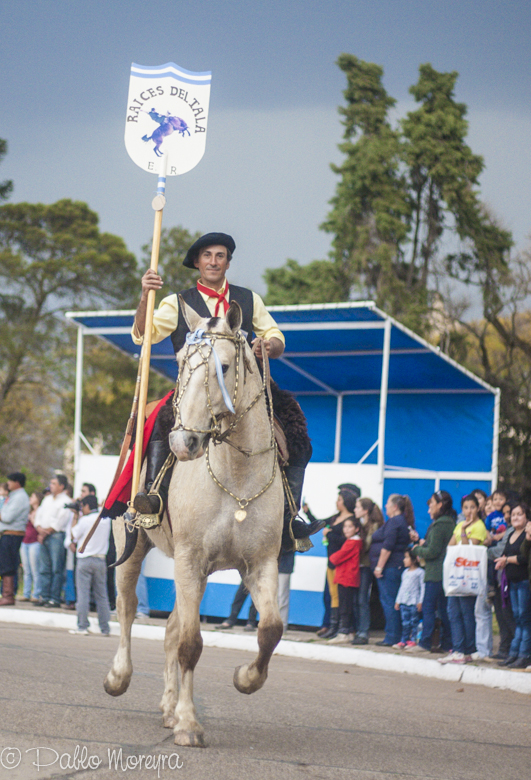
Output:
[293, 537, 313, 553]
[132, 492, 163, 529]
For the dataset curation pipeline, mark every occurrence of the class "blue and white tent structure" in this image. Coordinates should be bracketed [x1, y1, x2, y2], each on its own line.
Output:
[66, 302, 499, 627]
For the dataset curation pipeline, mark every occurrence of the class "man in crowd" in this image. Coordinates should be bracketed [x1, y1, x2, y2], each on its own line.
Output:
[69, 494, 111, 636]
[35, 474, 73, 607]
[80, 483, 96, 500]
[0, 472, 30, 606]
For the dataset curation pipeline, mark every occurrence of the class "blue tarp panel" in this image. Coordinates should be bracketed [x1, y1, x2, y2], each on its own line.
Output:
[68, 303, 492, 395]
[298, 396, 338, 462]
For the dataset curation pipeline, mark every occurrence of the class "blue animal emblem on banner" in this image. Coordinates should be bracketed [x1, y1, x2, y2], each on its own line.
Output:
[141, 108, 190, 157]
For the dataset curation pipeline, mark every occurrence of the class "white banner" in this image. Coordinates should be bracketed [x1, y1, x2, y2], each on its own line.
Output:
[124, 62, 211, 176]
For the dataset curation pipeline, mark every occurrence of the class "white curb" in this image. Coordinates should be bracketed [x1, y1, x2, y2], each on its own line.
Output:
[2, 608, 530, 695]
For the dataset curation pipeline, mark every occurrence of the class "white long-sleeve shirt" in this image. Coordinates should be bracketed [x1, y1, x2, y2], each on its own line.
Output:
[35, 492, 73, 533]
[71, 512, 110, 558]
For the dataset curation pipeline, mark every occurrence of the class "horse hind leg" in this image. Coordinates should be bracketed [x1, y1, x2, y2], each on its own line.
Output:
[103, 522, 150, 697]
[160, 604, 180, 728]
[234, 558, 283, 695]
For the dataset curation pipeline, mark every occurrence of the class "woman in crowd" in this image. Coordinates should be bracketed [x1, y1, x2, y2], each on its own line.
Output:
[370, 494, 413, 647]
[304, 483, 360, 639]
[488, 520, 516, 660]
[474, 489, 488, 520]
[494, 503, 531, 668]
[438, 494, 488, 665]
[19, 491, 43, 603]
[502, 500, 513, 528]
[408, 490, 455, 654]
[351, 497, 384, 645]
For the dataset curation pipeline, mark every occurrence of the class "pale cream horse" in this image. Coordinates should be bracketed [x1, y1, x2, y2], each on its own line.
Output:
[104, 301, 284, 747]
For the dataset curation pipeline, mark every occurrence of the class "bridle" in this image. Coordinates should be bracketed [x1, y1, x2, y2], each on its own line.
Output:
[172, 326, 278, 520]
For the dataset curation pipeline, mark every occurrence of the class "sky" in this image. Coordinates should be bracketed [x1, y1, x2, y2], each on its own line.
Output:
[1, 0, 530, 297]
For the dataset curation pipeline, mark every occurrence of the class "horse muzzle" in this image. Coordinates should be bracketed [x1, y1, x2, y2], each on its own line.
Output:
[169, 429, 206, 461]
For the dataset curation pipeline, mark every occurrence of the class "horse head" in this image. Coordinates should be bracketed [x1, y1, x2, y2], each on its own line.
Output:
[169, 298, 244, 461]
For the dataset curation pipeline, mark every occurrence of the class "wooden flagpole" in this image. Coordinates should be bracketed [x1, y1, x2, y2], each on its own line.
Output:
[130, 178, 166, 507]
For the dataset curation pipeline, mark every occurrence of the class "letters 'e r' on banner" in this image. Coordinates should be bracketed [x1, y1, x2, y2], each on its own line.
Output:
[125, 62, 212, 178]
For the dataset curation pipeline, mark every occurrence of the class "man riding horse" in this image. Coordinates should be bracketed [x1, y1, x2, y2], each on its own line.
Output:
[131, 232, 325, 550]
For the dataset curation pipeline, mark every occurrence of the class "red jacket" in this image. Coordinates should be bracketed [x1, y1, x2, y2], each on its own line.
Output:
[329, 537, 362, 588]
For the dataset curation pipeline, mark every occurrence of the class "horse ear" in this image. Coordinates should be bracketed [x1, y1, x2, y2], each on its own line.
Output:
[179, 296, 203, 333]
[226, 300, 242, 333]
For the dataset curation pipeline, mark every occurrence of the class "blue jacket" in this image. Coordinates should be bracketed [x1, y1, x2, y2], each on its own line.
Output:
[369, 512, 409, 570]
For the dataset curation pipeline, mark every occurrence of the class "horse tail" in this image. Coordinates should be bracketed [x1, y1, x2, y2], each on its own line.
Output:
[111, 524, 138, 567]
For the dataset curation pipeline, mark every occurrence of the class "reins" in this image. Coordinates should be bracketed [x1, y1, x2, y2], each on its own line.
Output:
[172, 327, 278, 521]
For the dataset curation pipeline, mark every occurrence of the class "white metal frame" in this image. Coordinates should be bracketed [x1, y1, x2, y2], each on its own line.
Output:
[377, 319, 392, 491]
[65, 303, 500, 491]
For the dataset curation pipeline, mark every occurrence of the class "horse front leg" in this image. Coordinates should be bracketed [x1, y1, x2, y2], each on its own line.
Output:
[103, 522, 149, 697]
[160, 604, 180, 728]
[234, 556, 283, 695]
[172, 553, 207, 748]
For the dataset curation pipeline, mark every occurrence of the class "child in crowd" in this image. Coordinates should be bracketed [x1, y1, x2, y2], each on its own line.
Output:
[485, 489, 507, 601]
[327, 517, 363, 644]
[439, 494, 488, 665]
[485, 489, 508, 542]
[393, 549, 425, 649]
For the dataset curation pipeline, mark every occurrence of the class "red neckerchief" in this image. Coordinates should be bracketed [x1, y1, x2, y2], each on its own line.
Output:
[196, 280, 229, 316]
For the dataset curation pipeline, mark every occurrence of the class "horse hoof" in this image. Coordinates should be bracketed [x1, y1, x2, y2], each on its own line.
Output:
[163, 715, 177, 729]
[103, 672, 131, 697]
[233, 663, 267, 695]
[173, 730, 206, 748]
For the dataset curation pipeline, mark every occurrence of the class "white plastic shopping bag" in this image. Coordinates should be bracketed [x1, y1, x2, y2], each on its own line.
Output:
[443, 543, 487, 597]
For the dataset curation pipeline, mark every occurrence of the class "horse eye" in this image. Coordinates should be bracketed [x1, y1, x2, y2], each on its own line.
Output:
[222, 364, 229, 375]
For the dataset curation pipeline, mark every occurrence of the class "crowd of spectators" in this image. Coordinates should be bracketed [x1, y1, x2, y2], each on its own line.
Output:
[0, 473, 122, 634]
[2, 470, 531, 668]
[307, 484, 531, 669]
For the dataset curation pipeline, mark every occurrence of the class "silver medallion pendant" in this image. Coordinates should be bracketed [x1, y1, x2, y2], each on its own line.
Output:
[235, 509, 247, 522]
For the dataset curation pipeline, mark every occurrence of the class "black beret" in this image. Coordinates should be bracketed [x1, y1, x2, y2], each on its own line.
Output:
[183, 232, 236, 268]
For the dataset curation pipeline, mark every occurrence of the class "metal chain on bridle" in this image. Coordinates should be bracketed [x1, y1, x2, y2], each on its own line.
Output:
[172, 327, 278, 521]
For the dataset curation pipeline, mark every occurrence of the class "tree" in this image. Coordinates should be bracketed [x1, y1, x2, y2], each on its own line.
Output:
[266, 56, 411, 315]
[264, 258, 346, 305]
[322, 55, 412, 314]
[61, 335, 173, 455]
[0, 139, 13, 202]
[265, 57, 507, 336]
[0, 199, 139, 479]
[0, 199, 138, 412]
[141, 225, 202, 305]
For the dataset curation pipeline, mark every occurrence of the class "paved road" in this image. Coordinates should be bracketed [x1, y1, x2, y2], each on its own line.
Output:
[0, 622, 530, 780]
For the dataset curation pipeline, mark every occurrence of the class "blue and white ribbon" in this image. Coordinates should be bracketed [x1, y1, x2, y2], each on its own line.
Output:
[185, 329, 235, 413]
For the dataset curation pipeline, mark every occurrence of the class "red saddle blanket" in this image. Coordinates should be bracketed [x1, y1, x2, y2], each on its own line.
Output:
[104, 390, 173, 511]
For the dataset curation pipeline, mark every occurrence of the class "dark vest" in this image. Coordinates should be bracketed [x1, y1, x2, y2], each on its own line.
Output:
[170, 284, 254, 354]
